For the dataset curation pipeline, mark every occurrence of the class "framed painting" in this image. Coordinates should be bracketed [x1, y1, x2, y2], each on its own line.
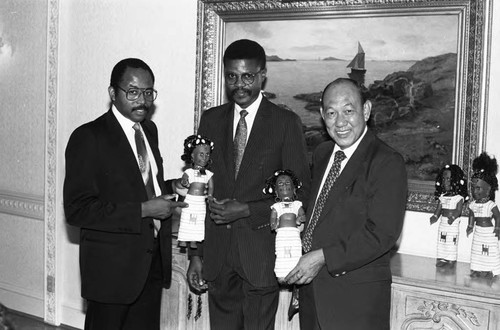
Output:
[194, 0, 489, 212]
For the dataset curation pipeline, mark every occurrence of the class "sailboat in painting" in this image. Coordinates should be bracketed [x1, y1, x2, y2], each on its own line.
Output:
[347, 42, 366, 85]
[347, 42, 366, 73]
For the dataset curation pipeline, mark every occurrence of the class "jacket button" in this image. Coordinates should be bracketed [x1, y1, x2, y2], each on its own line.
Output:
[226, 224, 231, 229]
[146, 249, 153, 254]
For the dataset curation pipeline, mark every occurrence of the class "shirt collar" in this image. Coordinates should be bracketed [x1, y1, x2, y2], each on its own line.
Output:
[112, 105, 139, 132]
[234, 91, 263, 116]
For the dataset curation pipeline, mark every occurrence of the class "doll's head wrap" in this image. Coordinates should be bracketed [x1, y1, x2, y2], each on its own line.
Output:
[262, 169, 302, 196]
[471, 152, 498, 200]
[181, 134, 214, 164]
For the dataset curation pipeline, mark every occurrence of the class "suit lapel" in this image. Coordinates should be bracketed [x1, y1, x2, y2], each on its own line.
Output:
[316, 131, 376, 224]
[223, 104, 237, 180]
[142, 121, 166, 193]
[306, 142, 335, 219]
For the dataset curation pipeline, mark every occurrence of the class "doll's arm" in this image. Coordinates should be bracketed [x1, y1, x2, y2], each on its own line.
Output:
[492, 205, 500, 239]
[270, 208, 279, 231]
[207, 177, 214, 199]
[296, 207, 306, 226]
[466, 212, 475, 237]
[180, 172, 190, 188]
[448, 199, 464, 225]
[430, 201, 442, 224]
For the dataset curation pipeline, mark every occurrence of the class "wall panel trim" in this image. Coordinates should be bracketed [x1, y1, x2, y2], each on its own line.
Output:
[0, 190, 44, 220]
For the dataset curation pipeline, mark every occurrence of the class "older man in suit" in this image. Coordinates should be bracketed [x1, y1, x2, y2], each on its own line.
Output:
[187, 39, 311, 329]
[64, 58, 186, 330]
[286, 78, 407, 329]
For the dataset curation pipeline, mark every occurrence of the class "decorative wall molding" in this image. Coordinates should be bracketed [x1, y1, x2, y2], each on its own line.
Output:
[44, 0, 59, 325]
[0, 190, 44, 220]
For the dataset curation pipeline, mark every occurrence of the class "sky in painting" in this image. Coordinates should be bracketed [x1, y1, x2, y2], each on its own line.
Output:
[225, 15, 458, 61]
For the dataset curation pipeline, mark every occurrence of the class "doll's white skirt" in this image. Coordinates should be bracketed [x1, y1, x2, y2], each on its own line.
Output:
[470, 226, 500, 275]
[177, 194, 206, 242]
[274, 227, 302, 278]
[436, 216, 460, 261]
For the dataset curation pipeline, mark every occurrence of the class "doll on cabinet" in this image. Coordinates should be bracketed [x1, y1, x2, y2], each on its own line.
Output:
[430, 164, 469, 268]
[177, 134, 214, 249]
[263, 169, 306, 282]
[467, 152, 500, 279]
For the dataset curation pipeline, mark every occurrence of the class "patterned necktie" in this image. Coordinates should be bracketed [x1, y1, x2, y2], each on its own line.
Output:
[233, 109, 248, 178]
[302, 150, 346, 253]
[133, 123, 160, 234]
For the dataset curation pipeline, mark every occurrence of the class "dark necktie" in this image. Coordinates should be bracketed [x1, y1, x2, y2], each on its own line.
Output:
[133, 123, 160, 233]
[233, 109, 248, 178]
[302, 150, 346, 253]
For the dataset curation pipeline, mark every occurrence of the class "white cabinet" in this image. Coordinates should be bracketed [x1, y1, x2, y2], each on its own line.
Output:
[390, 254, 500, 330]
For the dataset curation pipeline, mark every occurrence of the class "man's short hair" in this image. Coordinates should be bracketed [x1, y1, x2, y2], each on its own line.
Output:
[321, 77, 367, 109]
[110, 58, 155, 87]
[223, 39, 266, 70]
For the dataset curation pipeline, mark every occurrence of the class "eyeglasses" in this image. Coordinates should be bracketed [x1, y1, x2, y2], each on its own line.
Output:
[224, 70, 263, 85]
[116, 86, 158, 101]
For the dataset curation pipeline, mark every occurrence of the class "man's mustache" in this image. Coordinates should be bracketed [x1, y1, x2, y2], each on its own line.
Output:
[132, 105, 149, 111]
[232, 88, 251, 96]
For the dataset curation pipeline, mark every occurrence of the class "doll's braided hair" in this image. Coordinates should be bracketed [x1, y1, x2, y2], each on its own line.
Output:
[433, 164, 468, 200]
[471, 152, 498, 201]
[181, 134, 214, 164]
[262, 169, 302, 196]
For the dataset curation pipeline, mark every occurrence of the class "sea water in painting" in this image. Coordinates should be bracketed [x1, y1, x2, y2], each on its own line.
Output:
[225, 15, 458, 181]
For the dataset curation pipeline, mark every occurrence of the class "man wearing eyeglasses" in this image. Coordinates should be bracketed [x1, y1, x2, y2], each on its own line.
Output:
[64, 58, 186, 330]
[187, 39, 311, 329]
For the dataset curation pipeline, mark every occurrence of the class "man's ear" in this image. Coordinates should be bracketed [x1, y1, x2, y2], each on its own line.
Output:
[108, 86, 116, 102]
[363, 100, 372, 121]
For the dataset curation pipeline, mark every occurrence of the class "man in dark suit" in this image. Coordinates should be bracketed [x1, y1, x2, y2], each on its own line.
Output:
[186, 39, 311, 329]
[64, 58, 186, 330]
[286, 78, 407, 329]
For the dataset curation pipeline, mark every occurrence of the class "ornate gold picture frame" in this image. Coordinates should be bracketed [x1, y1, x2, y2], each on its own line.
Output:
[194, 0, 488, 212]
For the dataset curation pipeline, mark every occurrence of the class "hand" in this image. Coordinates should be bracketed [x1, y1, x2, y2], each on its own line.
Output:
[173, 179, 188, 197]
[284, 249, 325, 285]
[494, 227, 500, 239]
[141, 194, 188, 219]
[447, 215, 456, 225]
[208, 198, 250, 224]
[466, 225, 474, 237]
[187, 256, 208, 294]
[296, 214, 306, 226]
[430, 215, 438, 225]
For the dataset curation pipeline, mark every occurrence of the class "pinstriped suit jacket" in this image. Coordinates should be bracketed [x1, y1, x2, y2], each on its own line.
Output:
[196, 97, 311, 287]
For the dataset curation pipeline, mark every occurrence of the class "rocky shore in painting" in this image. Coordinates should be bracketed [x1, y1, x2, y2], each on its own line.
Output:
[289, 53, 457, 181]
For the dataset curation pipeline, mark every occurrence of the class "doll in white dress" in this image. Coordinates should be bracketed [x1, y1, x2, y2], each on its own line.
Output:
[466, 152, 500, 279]
[177, 135, 214, 249]
[263, 169, 306, 282]
[430, 164, 468, 268]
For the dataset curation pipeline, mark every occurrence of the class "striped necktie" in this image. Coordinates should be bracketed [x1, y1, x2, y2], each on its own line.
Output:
[133, 123, 160, 234]
[302, 150, 346, 252]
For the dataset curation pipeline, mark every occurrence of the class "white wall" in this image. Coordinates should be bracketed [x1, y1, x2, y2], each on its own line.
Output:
[0, 0, 499, 328]
[0, 0, 47, 317]
[57, 0, 198, 327]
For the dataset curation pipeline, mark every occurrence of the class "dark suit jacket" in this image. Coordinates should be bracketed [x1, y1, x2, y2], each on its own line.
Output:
[304, 129, 407, 328]
[63, 110, 172, 304]
[195, 97, 311, 287]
